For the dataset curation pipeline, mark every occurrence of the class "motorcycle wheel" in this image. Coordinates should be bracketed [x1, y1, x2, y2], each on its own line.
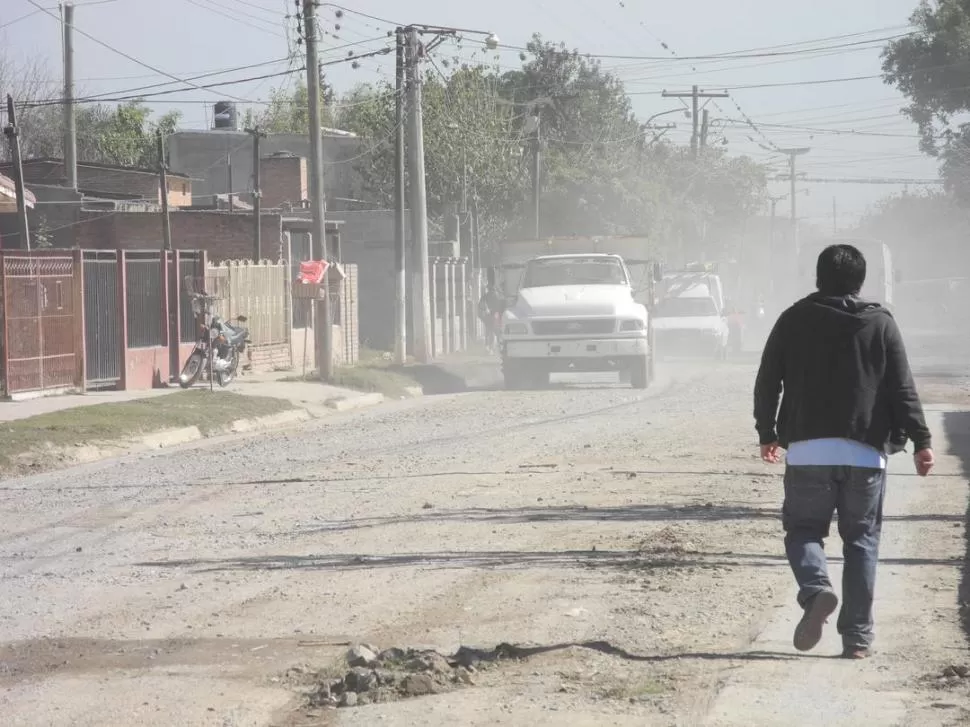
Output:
[216, 349, 239, 388]
[178, 351, 205, 389]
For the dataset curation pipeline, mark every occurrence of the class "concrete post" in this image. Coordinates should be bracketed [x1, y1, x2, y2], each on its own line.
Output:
[429, 257, 439, 359]
[458, 258, 468, 351]
[443, 259, 453, 355]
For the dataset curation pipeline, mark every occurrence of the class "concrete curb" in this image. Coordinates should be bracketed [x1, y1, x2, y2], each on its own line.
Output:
[8, 407, 317, 477]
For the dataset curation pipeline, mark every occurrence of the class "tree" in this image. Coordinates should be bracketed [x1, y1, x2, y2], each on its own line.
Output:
[17, 100, 180, 168]
[883, 1, 970, 198]
[242, 76, 336, 132]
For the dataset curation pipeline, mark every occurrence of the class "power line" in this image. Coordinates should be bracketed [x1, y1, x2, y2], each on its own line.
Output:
[25, 0, 253, 103]
[183, 0, 286, 37]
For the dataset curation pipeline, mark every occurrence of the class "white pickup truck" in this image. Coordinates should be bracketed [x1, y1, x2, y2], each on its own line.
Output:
[653, 266, 730, 359]
[499, 252, 657, 389]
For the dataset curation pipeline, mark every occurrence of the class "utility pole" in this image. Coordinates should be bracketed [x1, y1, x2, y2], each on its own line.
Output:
[405, 26, 432, 363]
[62, 1, 77, 190]
[700, 109, 710, 151]
[777, 146, 810, 257]
[246, 125, 265, 260]
[226, 152, 233, 214]
[531, 111, 541, 240]
[303, 0, 333, 380]
[156, 130, 172, 251]
[662, 86, 728, 158]
[393, 27, 407, 365]
[4, 96, 30, 250]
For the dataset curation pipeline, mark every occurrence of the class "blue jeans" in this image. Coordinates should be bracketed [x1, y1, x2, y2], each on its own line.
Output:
[782, 465, 886, 649]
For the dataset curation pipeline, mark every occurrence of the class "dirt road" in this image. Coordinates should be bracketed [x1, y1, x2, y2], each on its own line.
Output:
[1, 354, 968, 726]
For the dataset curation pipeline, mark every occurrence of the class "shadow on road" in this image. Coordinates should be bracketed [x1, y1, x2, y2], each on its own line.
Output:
[136, 546, 960, 575]
[944, 411, 970, 639]
[283, 500, 960, 536]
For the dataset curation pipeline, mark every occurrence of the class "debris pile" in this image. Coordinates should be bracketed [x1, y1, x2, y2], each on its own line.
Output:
[308, 643, 502, 708]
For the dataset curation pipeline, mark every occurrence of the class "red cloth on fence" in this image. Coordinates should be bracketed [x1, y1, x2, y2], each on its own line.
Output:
[297, 260, 328, 284]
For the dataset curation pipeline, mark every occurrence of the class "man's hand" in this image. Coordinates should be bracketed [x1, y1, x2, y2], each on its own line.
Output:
[761, 442, 783, 464]
[914, 448, 935, 477]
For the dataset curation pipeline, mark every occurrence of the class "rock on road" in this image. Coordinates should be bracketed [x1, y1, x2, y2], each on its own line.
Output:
[1, 356, 968, 726]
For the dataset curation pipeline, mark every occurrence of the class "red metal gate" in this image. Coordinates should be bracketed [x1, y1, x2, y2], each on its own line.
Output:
[1, 254, 78, 395]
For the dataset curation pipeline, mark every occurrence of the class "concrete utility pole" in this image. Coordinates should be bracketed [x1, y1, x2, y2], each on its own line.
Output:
[62, 1, 77, 190]
[777, 146, 810, 256]
[405, 25, 432, 363]
[4, 96, 30, 250]
[303, 0, 334, 380]
[156, 130, 172, 251]
[662, 86, 728, 158]
[531, 111, 541, 240]
[246, 125, 265, 261]
[393, 27, 407, 365]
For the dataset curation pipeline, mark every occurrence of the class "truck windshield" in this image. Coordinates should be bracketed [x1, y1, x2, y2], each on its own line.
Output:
[521, 258, 627, 287]
[655, 297, 719, 317]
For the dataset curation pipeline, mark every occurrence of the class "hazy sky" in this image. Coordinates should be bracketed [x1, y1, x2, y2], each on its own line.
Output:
[3, 0, 940, 226]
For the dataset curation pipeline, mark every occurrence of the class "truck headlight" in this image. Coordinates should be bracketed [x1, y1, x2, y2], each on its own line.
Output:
[504, 321, 529, 335]
[619, 319, 645, 331]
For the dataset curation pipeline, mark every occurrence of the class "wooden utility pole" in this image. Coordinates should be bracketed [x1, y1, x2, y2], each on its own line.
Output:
[393, 27, 407, 365]
[662, 86, 728, 158]
[303, 0, 334, 380]
[4, 96, 31, 250]
[246, 125, 265, 261]
[226, 153, 234, 214]
[700, 109, 710, 150]
[777, 146, 810, 257]
[156, 130, 172, 251]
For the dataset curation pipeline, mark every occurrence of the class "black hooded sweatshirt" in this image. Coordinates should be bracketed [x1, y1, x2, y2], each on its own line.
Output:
[754, 293, 931, 453]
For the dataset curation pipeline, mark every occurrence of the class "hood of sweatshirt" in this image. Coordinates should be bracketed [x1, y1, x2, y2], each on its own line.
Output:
[792, 293, 888, 335]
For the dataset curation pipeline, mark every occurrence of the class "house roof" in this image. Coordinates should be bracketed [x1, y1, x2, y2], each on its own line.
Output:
[13, 157, 192, 179]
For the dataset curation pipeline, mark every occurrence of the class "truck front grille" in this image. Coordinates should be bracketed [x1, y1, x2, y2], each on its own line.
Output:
[532, 318, 616, 335]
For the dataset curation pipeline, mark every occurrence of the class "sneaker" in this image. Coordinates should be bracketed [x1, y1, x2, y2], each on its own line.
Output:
[793, 589, 838, 652]
[841, 646, 872, 660]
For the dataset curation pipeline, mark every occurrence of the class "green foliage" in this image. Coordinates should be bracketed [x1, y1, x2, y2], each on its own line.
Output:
[18, 101, 181, 169]
[242, 76, 336, 133]
[246, 36, 767, 259]
[883, 1, 970, 199]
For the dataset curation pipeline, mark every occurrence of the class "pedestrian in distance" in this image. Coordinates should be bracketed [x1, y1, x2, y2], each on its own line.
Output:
[754, 243, 934, 660]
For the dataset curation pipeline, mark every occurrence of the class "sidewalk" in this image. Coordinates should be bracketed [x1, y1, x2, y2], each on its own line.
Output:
[0, 369, 388, 423]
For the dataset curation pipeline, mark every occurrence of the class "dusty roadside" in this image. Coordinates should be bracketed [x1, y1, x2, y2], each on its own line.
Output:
[0, 361, 967, 726]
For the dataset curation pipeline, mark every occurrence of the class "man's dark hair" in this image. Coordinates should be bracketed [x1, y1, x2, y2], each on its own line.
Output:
[816, 244, 866, 296]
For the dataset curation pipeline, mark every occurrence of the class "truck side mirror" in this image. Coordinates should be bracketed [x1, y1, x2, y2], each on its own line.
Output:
[652, 263, 664, 282]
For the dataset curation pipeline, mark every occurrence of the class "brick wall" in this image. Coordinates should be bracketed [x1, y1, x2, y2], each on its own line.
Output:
[260, 155, 307, 209]
[76, 210, 284, 263]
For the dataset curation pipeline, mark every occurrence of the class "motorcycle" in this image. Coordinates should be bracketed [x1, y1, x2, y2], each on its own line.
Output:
[179, 290, 250, 389]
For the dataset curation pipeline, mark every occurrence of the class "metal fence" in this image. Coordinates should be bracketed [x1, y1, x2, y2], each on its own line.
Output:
[209, 261, 291, 349]
[125, 252, 164, 349]
[1, 253, 78, 395]
[82, 251, 121, 387]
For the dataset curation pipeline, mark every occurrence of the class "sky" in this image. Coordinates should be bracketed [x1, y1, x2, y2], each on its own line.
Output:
[1, 0, 941, 228]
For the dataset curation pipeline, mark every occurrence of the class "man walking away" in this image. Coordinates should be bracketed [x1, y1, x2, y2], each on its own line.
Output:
[754, 244, 934, 659]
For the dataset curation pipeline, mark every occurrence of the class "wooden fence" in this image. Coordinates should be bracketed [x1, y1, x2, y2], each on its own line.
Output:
[208, 261, 291, 369]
